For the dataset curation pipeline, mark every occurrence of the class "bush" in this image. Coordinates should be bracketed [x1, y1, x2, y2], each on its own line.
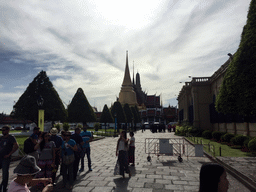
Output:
[202, 130, 212, 139]
[212, 131, 224, 141]
[94, 123, 100, 131]
[248, 138, 256, 152]
[63, 122, 70, 131]
[231, 135, 248, 146]
[76, 123, 83, 128]
[221, 133, 235, 143]
[54, 123, 61, 132]
[175, 126, 186, 136]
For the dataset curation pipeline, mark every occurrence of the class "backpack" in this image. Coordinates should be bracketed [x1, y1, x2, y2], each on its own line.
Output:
[23, 138, 35, 154]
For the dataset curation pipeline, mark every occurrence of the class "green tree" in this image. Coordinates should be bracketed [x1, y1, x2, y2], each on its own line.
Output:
[100, 104, 114, 133]
[131, 106, 138, 124]
[123, 103, 133, 130]
[134, 105, 141, 123]
[11, 71, 67, 126]
[111, 101, 126, 131]
[68, 88, 96, 123]
[216, 0, 256, 116]
[63, 122, 70, 131]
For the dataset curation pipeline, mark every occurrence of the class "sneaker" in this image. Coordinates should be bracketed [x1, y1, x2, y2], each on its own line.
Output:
[79, 168, 84, 172]
[89, 168, 92, 171]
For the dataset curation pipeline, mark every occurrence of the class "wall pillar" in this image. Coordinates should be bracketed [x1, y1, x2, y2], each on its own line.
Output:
[192, 87, 200, 128]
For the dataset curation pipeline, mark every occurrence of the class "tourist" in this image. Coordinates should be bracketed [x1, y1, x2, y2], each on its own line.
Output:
[116, 130, 131, 178]
[49, 128, 63, 185]
[60, 131, 65, 140]
[70, 128, 84, 180]
[61, 131, 77, 190]
[23, 128, 41, 163]
[199, 163, 229, 192]
[79, 124, 93, 172]
[128, 132, 135, 166]
[23, 136, 38, 162]
[36, 132, 56, 189]
[0, 126, 19, 192]
[7, 155, 53, 192]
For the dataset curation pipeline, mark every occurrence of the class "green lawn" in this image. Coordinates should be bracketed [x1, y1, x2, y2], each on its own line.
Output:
[186, 136, 255, 157]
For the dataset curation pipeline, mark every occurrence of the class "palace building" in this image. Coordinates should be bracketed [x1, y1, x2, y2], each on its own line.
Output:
[118, 51, 177, 124]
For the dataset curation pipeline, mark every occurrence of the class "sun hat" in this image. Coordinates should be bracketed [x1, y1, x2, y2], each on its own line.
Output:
[50, 128, 58, 135]
[14, 155, 41, 175]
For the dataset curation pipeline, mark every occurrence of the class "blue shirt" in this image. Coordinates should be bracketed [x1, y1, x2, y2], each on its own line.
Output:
[30, 133, 38, 140]
[50, 135, 63, 148]
[80, 131, 92, 148]
[61, 139, 76, 156]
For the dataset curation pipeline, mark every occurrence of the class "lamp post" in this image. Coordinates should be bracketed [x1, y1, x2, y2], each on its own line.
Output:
[114, 112, 117, 137]
[37, 95, 44, 132]
[131, 117, 134, 132]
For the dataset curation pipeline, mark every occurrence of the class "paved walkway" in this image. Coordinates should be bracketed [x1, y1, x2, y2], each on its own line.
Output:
[3, 130, 254, 191]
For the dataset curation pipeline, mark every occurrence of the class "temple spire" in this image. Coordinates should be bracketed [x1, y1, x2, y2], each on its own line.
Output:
[133, 60, 135, 85]
[122, 51, 132, 86]
[119, 51, 137, 106]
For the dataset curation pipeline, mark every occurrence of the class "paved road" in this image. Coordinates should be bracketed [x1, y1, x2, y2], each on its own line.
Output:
[3, 130, 252, 191]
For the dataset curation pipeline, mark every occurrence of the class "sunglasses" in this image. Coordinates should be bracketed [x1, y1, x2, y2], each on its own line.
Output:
[65, 135, 71, 137]
[1, 130, 7, 132]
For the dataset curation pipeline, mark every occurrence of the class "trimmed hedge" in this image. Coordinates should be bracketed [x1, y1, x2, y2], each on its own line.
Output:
[202, 130, 212, 139]
[231, 135, 248, 146]
[248, 138, 256, 152]
[212, 131, 224, 141]
[221, 133, 235, 143]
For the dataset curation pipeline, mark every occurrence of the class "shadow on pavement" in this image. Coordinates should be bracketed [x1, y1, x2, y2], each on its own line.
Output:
[113, 177, 130, 192]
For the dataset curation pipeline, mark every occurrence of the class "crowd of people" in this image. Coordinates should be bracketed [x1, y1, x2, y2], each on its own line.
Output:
[0, 124, 93, 192]
[0, 125, 230, 192]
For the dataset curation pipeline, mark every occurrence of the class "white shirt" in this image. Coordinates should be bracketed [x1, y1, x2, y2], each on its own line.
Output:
[118, 140, 128, 151]
[130, 137, 135, 147]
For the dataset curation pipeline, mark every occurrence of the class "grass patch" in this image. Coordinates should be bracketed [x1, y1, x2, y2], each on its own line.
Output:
[187, 137, 255, 157]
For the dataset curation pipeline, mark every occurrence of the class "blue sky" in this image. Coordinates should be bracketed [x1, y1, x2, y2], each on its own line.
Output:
[0, 0, 251, 114]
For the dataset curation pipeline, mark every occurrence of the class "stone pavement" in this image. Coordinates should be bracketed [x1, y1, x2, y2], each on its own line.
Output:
[3, 130, 254, 191]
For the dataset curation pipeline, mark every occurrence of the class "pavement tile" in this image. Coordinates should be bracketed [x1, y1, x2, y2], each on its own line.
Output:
[132, 188, 153, 192]
[91, 187, 113, 192]
[72, 186, 94, 192]
[172, 180, 188, 185]
[87, 180, 108, 187]
[145, 183, 164, 189]
[165, 184, 184, 190]
[146, 174, 162, 179]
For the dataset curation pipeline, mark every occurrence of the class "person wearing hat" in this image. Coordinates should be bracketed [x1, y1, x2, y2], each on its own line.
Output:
[49, 128, 63, 185]
[8, 155, 53, 192]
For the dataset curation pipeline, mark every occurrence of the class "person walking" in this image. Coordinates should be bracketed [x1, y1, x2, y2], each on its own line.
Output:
[49, 128, 63, 185]
[0, 126, 19, 192]
[128, 132, 135, 166]
[36, 132, 56, 189]
[60, 131, 77, 190]
[7, 155, 53, 192]
[70, 128, 83, 180]
[116, 131, 131, 178]
[79, 125, 92, 172]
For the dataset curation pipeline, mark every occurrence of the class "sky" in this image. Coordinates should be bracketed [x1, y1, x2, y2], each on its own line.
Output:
[0, 0, 251, 114]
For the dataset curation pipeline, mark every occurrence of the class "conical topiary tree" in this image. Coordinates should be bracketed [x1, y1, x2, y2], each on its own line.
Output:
[11, 71, 67, 126]
[68, 88, 96, 124]
[100, 104, 114, 133]
[111, 101, 126, 132]
[216, 0, 256, 117]
[123, 103, 134, 131]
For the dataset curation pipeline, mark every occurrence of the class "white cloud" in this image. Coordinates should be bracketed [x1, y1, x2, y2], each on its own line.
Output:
[0, 0, 251, 114]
